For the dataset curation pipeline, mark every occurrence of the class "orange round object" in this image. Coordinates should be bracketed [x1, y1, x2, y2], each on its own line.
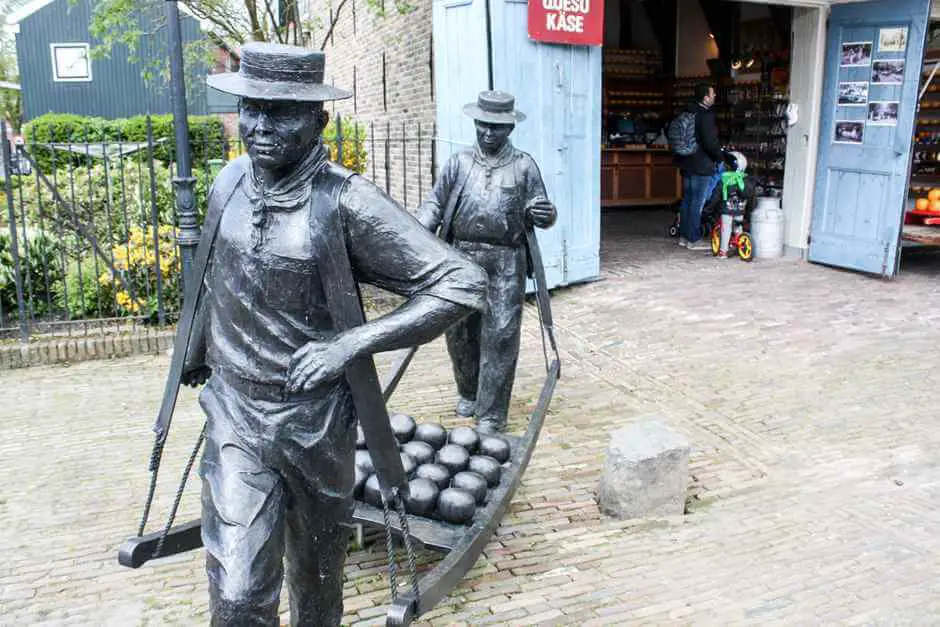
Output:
[931, 199, 940, 213]
[916, 198, 930, 211]
[928, 189, 940, 202]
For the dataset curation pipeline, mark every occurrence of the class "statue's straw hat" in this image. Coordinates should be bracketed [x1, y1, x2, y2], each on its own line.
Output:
[207, 42, 351, 102]
[463, 90, 526, 124]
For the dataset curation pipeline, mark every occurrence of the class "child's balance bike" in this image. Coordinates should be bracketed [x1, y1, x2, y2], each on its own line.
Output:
[710, 154, 754, 262]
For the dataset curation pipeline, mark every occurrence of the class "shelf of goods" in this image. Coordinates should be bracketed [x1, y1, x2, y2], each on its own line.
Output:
[721, 80, 789, 195]
[603, 49, 663, 80]
[602, 49, 667, 119]
[910, 56, 940, 200]
[901, 55, 940, 246]
[602, 50, 677, 206]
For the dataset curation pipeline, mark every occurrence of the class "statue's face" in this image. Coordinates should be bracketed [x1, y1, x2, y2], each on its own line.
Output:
[239, 98, 325, 172]
[475, 121, 514, 155]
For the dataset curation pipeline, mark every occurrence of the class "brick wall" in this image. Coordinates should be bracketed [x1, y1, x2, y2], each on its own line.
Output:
[304, 0, 436, 210]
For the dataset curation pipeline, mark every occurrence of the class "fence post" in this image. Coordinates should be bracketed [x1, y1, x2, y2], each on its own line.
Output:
[336, 112, 344, 166]
[401, 121, 407, 208]
[146, 118, 166, 326]
[1, 120, 29, 344]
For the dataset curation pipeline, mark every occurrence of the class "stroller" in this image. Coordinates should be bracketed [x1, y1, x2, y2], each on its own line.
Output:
[669, 162, 726, 240]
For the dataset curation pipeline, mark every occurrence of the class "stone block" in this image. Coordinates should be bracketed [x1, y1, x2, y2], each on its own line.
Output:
[597, 419, 691, 519]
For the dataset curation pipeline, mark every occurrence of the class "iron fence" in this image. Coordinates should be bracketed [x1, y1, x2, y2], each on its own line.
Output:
[0, 116, 437, 342]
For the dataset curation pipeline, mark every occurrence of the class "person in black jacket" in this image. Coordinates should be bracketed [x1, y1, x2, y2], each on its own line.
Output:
[676, 83, 737, 250]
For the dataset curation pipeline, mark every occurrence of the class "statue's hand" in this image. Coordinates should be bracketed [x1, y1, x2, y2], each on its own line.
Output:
[286, 337, 357, 393]
[525, 201, 556, 229]
[181, 365, 211, 388]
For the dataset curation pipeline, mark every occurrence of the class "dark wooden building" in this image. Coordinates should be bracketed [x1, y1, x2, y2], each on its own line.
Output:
[7, 0, 235, 121]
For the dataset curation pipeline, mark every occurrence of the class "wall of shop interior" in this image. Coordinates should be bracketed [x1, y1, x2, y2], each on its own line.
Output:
[781, 6, 827, 257]
[676, 0, 719, 76]
[603, 0, 661, 50]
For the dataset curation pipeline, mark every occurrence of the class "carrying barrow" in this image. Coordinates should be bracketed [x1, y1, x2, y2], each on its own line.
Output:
[119, 341, 560, 626]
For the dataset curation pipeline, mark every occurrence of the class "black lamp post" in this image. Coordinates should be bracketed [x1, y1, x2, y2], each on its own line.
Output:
[165, 0, 199, 291]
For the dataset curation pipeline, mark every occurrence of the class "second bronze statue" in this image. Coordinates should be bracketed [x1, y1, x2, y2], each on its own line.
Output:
[417, 90, 558, 434]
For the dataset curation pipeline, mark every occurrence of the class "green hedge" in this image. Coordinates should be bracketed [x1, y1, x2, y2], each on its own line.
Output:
[22, 113, 225, 172]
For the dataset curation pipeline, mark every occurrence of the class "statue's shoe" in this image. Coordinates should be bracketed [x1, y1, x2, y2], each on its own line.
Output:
[475, 418, 506, 435]
[456, 397, 475, 418]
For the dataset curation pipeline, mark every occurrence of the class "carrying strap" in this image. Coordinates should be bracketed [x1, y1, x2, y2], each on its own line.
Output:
[525, 226, 560, 377]
[314, 166, 409, 500]
[513, 156, 560, 377]
[315, 165, 419, 614]
[151, 168, 242, 448]
[438, 155, 473, 243]
[138, 165, 243, 538]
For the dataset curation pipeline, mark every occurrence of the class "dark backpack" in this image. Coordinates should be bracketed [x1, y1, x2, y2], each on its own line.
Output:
[667, 111, 698, 157]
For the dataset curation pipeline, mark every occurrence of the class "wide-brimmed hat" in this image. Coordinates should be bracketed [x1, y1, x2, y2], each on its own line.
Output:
[207, 42, 351, 102]
[463, 90, 526, 124]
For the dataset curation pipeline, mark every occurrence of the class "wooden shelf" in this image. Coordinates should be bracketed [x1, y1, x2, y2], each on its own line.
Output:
[601, 148, 680, 207]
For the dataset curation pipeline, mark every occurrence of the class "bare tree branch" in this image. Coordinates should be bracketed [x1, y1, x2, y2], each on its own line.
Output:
[261, 0, 283, 43]
[242, 0, 266, 41]
[319, 0, 351, 51]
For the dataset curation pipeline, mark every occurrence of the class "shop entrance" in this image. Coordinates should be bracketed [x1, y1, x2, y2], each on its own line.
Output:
[600, 0, 795, 256]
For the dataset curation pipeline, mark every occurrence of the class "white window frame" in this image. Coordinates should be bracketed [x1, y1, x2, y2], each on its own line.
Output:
[50, 43, 92, 82]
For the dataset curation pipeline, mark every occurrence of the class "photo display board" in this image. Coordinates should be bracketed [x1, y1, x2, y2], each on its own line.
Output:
[834, 26, 908, 144]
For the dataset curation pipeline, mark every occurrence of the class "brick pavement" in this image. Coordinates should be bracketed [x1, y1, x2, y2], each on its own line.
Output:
[3, 208, 940, 624]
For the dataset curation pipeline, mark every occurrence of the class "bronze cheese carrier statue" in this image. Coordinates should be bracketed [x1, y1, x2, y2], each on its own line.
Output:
[117, 43, 560, 627]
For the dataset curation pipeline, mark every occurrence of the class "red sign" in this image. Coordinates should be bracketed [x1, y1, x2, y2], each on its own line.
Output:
[528, 0, 604, 47]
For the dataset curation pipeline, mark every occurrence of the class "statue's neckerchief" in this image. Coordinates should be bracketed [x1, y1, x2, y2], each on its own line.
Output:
[473, 141, 515, 179]
[244, 141, 328, 249]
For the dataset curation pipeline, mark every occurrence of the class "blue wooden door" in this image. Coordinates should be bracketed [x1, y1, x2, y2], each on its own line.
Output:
[431, 0, 602, 289]
[432, 0, 489, 163]
[809, 0, 932, 276]
[488, 0, 602, 289]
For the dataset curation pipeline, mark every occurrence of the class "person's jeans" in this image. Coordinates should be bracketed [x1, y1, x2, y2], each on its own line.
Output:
[679, 174, 714, 243]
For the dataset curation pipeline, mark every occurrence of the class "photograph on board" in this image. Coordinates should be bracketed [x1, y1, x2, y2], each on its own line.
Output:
[834, 120, 865, 144]
[868, 101, 899, 126]
[878, 27, 908, 53]
[838, 82, 870, 106]
[872, 60, 905, 84]
[841, 41, 873, 67]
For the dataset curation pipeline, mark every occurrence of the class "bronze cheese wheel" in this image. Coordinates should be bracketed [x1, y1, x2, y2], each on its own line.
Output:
[448, 426, 480, 454]
[435, 444, 470, 476]
[451, 471, 488, 505]
[414, 423, 447, 450]
[468, 455, 501, 487]
[436, 487, 476, 524]
[479, 435, 511, 464]
[403, 477, 439, 517]
[415, 463, 451, 491]
[389, 413, 417, 443]
[401, 440, 435, 467]
[363, 474, 382, 508]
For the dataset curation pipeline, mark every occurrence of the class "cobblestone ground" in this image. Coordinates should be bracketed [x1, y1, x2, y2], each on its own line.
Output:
[4, 208, 940, 625]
